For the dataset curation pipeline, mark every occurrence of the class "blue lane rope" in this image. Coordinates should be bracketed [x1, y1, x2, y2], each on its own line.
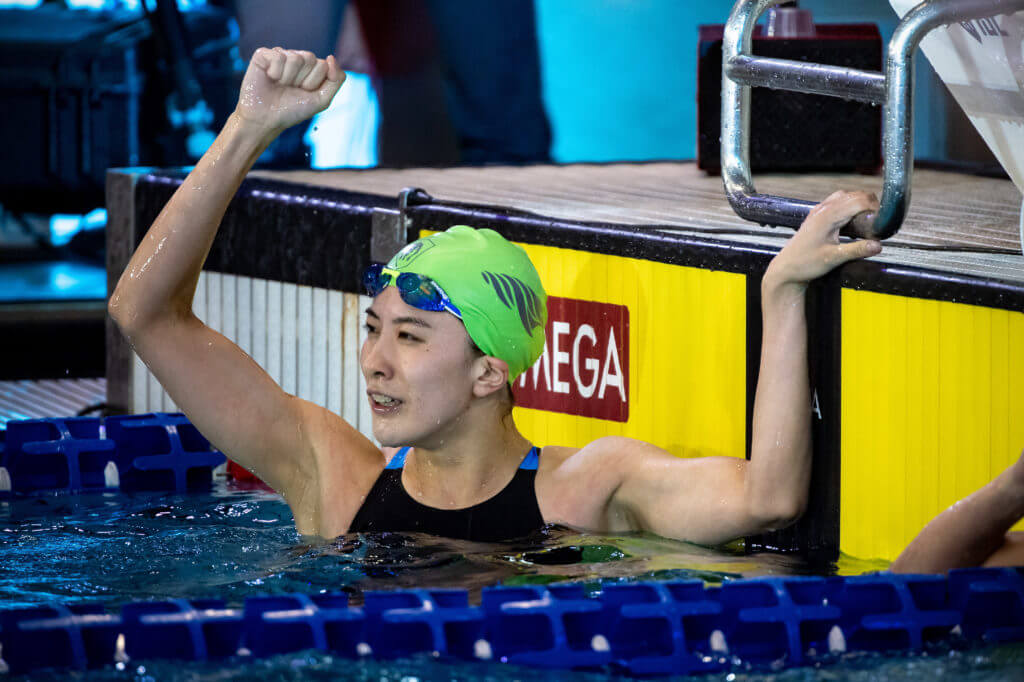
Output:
[2, 415, 1024, 675]
[2, 570, 1024, 676]
[0, 413, 225, 495]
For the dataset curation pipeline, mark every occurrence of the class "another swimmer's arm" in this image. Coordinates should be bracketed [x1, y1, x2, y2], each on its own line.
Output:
[891, 449, 1024, 573]
[108, 51, 359, 504]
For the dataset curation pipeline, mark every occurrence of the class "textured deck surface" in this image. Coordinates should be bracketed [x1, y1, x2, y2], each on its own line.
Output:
[0, 379, 106, 427]
[258, 162, 1024, 285]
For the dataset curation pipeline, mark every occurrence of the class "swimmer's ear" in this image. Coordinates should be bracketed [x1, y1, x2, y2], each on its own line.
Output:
[472, 356, 510, 398]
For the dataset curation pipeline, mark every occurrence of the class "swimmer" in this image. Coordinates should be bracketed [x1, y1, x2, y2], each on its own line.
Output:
[108, 48, 882, 543]
[892, 449, 1024, 573]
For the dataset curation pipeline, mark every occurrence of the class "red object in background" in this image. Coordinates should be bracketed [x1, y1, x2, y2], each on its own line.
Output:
[226, 460, 272, 489]
[513, 296, 629, 423]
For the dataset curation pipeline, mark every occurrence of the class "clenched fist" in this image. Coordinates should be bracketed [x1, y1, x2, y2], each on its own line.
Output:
[235, 47, 346, 134]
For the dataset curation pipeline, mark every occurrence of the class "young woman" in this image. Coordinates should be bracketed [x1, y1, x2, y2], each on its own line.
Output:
[109, 48, 882, 543]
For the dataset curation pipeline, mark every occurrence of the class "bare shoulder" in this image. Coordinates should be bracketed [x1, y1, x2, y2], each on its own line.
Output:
[537, 436, 661, 477]
[534, 436, 654, 531]
[289, 400, 386, 536]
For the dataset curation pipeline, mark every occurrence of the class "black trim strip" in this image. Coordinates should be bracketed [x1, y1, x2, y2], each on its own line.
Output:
[133, 172, 396, 292]
[408, 203, 779, 275]
[133, 172, 1024, 312]
[412, 200, 1024, 313]
[840, 259, 1024, 312]
[745, 271, 843, 562]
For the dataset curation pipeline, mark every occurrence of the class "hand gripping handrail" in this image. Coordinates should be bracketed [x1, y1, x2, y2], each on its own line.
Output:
[721, 0, 1024, 239]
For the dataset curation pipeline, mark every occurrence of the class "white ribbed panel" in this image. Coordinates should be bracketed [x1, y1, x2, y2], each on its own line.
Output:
[132, 352, 148, 414]
[206, 273, 222, 338]
[193, 272, 207, 324]
[297, 285, 313, 401]
[147, 346, 162, 414]
[127, 275, 374, 442]
[237, 275, 252, 359]
[266, 280, 282, 384]
[342, 292, 361, 428]
[327, 290, 343, 416]
[252, 278, 267, 372]
[281, 282, 298, 396]
[221, 274, 237, 354]
[312, 287, 329, 408]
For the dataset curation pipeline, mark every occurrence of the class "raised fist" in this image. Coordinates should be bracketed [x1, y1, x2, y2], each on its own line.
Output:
[235, 47, 346, 133]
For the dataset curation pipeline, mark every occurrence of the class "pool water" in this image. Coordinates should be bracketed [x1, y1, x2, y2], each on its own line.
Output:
[11, 641, 1024, 681]
[6, 483, 1022, 681]
[1, 483, 854, 609]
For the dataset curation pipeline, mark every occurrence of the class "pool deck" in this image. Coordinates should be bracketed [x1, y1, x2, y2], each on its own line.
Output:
[105, 161, 1024, 562]
[254, 161, 1024, 286]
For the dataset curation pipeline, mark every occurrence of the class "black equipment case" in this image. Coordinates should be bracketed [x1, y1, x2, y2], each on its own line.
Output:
[0, 5, 237, 214]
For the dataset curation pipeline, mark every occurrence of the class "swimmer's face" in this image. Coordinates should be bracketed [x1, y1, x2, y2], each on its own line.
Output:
[360, 286, 479, 447]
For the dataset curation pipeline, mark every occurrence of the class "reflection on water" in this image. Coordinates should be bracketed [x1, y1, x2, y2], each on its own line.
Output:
[0, 484, 888, 611]
[6, 485, 1021, 680]
[14, 642, 1024, 682]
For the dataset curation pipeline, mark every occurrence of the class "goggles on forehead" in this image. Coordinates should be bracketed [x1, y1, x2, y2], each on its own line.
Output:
[362, 263, 463, 319]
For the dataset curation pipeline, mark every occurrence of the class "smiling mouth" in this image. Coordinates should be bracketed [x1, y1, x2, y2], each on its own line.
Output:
[368, 392, 403, 412]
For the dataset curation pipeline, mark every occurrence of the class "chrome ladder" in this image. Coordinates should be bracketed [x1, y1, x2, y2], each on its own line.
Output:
[720, 0, 1024, 239]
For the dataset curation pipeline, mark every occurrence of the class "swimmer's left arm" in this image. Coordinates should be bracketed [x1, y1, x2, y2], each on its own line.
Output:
[582, 192, 882, 545]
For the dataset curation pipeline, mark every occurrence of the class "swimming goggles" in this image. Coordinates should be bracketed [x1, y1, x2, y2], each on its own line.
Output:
[362, 263, 463, 319]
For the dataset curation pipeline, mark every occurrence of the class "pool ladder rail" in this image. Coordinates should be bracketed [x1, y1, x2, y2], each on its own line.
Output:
[2, 571, 1024, 676]
[721, 0, 1024, 240]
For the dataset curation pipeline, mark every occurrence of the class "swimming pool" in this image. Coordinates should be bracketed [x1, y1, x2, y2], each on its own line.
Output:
[3, 413, 1024, 679]
[4, 482, 1024, 680]
[0, 483, 829, 610]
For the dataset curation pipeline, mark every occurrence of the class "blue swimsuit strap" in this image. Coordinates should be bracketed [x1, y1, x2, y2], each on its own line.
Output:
[385, 447, 411, 470]
[385, 446, 540, 471]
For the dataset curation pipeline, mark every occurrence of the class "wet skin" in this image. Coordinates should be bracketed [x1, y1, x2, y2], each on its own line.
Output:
[109, 47, 885, 545]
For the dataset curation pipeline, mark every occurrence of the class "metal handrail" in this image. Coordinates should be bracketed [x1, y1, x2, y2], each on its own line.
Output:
[721, 0, 1024, 239]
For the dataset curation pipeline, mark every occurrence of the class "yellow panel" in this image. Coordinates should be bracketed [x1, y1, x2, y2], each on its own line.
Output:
[841, 289, 1024, 562]
[421, 231, 748, 460]
[519, 242, 747, 458]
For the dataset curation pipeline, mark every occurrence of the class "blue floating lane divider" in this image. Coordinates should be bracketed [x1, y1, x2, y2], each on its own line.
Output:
[2, 570, 1024, 676]
[715, 577, 842, 666]
[600, 580, 722, 675]
[0, 429, 9, 493]
[243, 593, 362, 658]
[364, 588, 482, 659]
[828, 573, 962, 651]
[3, 417, 117, 493]
[0, 603, 121, 673]
[0, 413, 225, 495]
[949, 567, 1024, 642]
[105, 414, 225, 492]
[3, 414, 1024, 675]
[483, 583, 610, 669]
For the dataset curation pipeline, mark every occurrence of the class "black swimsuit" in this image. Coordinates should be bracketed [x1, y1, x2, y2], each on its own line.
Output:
[348, 446, 546, 542]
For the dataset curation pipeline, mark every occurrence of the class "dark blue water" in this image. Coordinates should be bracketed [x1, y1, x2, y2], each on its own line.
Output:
[13, 645, 1024, 681]
[7, 484, 1020, 680]
[0, 484, 853, 610]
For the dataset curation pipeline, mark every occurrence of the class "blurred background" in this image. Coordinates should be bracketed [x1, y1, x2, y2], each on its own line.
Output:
[0, 0, 1002, 385]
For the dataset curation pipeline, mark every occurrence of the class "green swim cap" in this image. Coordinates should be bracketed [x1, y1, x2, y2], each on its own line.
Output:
[386, 226, 547, 383]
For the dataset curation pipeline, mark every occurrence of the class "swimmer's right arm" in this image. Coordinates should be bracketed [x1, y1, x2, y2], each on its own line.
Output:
[109, 50, 382, 529]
